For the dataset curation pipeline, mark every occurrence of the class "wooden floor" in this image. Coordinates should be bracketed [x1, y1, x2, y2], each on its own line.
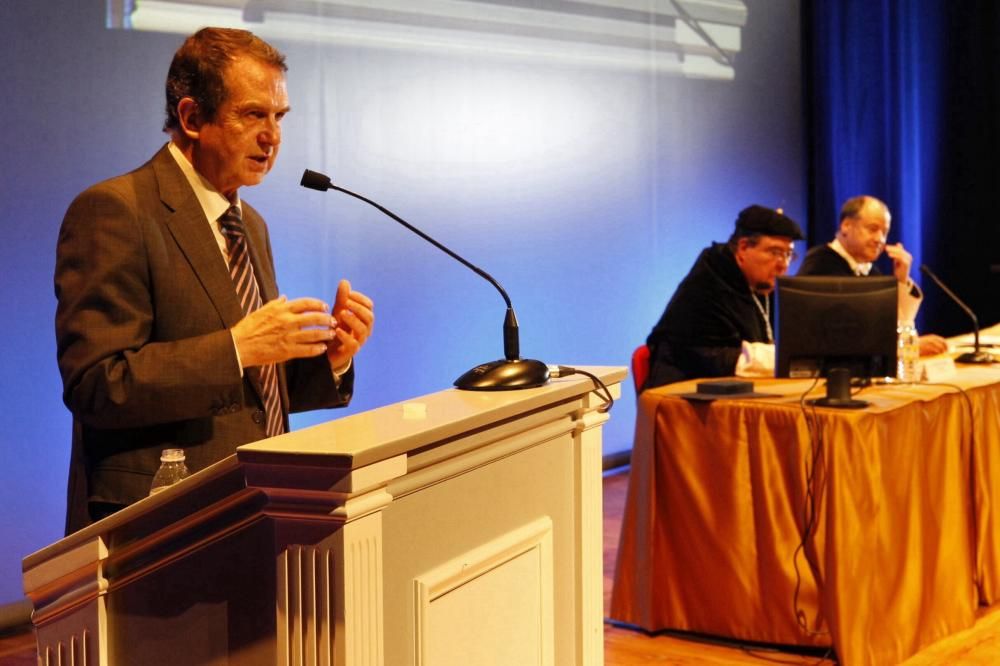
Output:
[5, 468, 1000, 664]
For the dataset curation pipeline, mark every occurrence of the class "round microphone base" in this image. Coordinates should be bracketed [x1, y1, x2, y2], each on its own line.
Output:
[454, 359, 550, 391]
[956, 350, 996, 364]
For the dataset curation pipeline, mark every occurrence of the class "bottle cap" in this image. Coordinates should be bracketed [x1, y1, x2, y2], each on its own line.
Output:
[160, 448, 185, 462]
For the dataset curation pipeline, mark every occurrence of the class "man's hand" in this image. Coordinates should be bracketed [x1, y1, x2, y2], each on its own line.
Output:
[232, 296, 335, 368]
[327, 279, 374, 371]
[918, 334, 949, 357]
[883, 243, 913, 284]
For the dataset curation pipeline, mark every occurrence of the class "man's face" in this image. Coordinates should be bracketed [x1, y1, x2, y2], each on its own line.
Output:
[839, 204, 890, 264]
[192, 56, 289, 198]
[734, 235, 796, 294]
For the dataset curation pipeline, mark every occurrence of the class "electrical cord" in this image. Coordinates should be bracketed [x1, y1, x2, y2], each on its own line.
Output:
[740, 644, 837, 665]
[791, 374, 981, 644]
[547, 365, 614, 413]
[792, 366, 876, 638]
[792, 374, 831, 639]
[920, 382, 975, 425]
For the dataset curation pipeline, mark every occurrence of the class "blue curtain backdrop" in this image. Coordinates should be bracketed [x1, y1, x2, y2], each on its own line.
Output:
[804, 1, 1000, 334]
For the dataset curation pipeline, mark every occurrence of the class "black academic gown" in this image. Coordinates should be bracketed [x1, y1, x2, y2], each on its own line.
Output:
[645, 243, 771, 389]
[797, 244, 876, 277]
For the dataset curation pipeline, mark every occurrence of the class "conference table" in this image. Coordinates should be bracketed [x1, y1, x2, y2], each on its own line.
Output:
[610, 325, 1000, 666]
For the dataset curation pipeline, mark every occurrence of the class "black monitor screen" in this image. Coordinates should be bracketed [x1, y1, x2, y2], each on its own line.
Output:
[776, 276, 898, 379]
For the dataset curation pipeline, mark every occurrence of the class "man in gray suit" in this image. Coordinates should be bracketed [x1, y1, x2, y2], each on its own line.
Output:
[55, 28, 374, 533]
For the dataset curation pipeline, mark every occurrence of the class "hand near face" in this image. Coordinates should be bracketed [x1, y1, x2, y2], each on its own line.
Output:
[883, 243, 913, 283]
[327, 279, 374, 371]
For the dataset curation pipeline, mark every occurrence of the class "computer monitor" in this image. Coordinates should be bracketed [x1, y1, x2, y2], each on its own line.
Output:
[775, 275, 898, 407]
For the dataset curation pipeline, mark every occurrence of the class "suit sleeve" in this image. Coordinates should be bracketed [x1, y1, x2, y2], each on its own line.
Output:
[55, 185, 245, 430]
[898, 279, 923, 323]
[285, 357, 354, 413]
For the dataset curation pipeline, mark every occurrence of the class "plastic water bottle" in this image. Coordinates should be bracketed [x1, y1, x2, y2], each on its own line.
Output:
[897, 321, 920, 383]
[149, 448, 190, 495]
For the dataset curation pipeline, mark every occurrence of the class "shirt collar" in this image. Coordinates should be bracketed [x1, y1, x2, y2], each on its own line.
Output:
[829, 238, 872, 276]
[167, 141, 240, 223]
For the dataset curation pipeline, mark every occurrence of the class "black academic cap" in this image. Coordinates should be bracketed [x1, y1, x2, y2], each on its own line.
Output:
[734, 205, 804, 240]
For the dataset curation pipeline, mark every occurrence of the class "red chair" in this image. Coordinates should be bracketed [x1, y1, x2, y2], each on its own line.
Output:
[631, 344, 650, 394]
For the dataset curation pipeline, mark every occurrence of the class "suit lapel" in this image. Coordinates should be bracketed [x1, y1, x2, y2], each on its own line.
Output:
[153, 146, 245, 329]
[151, 146, 269, 403]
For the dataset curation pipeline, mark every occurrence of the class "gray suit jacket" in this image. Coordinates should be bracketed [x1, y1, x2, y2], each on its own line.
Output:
[55, 144, 352, 534]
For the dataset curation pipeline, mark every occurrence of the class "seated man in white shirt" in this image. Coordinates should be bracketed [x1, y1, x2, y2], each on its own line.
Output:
[797, 195, 947, 356]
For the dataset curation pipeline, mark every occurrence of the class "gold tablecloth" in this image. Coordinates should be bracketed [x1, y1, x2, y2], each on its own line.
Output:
[610, 360, 1000, 666]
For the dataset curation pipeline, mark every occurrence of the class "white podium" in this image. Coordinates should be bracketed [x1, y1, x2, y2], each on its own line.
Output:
[24, 367, 624, 666]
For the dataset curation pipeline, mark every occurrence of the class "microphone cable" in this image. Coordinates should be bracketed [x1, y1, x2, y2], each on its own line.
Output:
[547, 365, 615, 413]
[792, 374, 831, 639]
[793, 363, 876, 637]
[791, 374, 981, 643]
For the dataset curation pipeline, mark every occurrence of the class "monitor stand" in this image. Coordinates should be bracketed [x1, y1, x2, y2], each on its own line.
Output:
[808, 367, 869, 409]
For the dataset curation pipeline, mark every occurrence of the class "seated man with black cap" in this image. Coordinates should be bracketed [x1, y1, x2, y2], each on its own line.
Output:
[797, 195, 947, 356]
[643, 205, 804, 390]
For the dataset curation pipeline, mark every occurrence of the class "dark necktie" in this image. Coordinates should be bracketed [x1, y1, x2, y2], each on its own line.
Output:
[219, 205, 284, 438]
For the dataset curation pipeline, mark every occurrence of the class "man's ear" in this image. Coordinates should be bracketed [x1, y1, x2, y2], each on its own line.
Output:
[176, 98, 201, 140]
[733, 238, 748, 264]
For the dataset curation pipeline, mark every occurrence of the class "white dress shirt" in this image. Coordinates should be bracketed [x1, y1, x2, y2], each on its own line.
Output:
[828, 238, 922, 324]
[166, 142, 349, 380]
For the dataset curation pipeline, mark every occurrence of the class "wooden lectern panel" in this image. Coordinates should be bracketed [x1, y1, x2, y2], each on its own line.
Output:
[415, 518, 554, 666]
[24, 368, 624, 666]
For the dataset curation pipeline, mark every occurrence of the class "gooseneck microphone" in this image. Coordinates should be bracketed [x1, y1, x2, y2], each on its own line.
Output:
[300, 169, 550, 390]
[919, 264, 995, 364]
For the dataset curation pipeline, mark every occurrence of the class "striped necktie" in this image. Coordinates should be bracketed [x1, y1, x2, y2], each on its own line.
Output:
[219, 205, 284, 438]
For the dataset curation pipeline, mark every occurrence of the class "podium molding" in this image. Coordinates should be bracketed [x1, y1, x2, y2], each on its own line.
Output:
[25, 367, 624, 666]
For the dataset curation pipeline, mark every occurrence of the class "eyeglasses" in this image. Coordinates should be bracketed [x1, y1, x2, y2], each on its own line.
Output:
[762, 247, 798, 263]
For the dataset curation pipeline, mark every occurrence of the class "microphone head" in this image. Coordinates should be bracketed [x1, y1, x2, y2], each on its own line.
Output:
[919, 264, 931, 276]
[300, 169, 332, 191]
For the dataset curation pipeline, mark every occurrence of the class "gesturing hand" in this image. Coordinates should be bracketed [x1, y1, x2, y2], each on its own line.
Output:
[884, 243, 913, 284]
[327, 279, 374, 371]
[231, 296, 335, 368]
